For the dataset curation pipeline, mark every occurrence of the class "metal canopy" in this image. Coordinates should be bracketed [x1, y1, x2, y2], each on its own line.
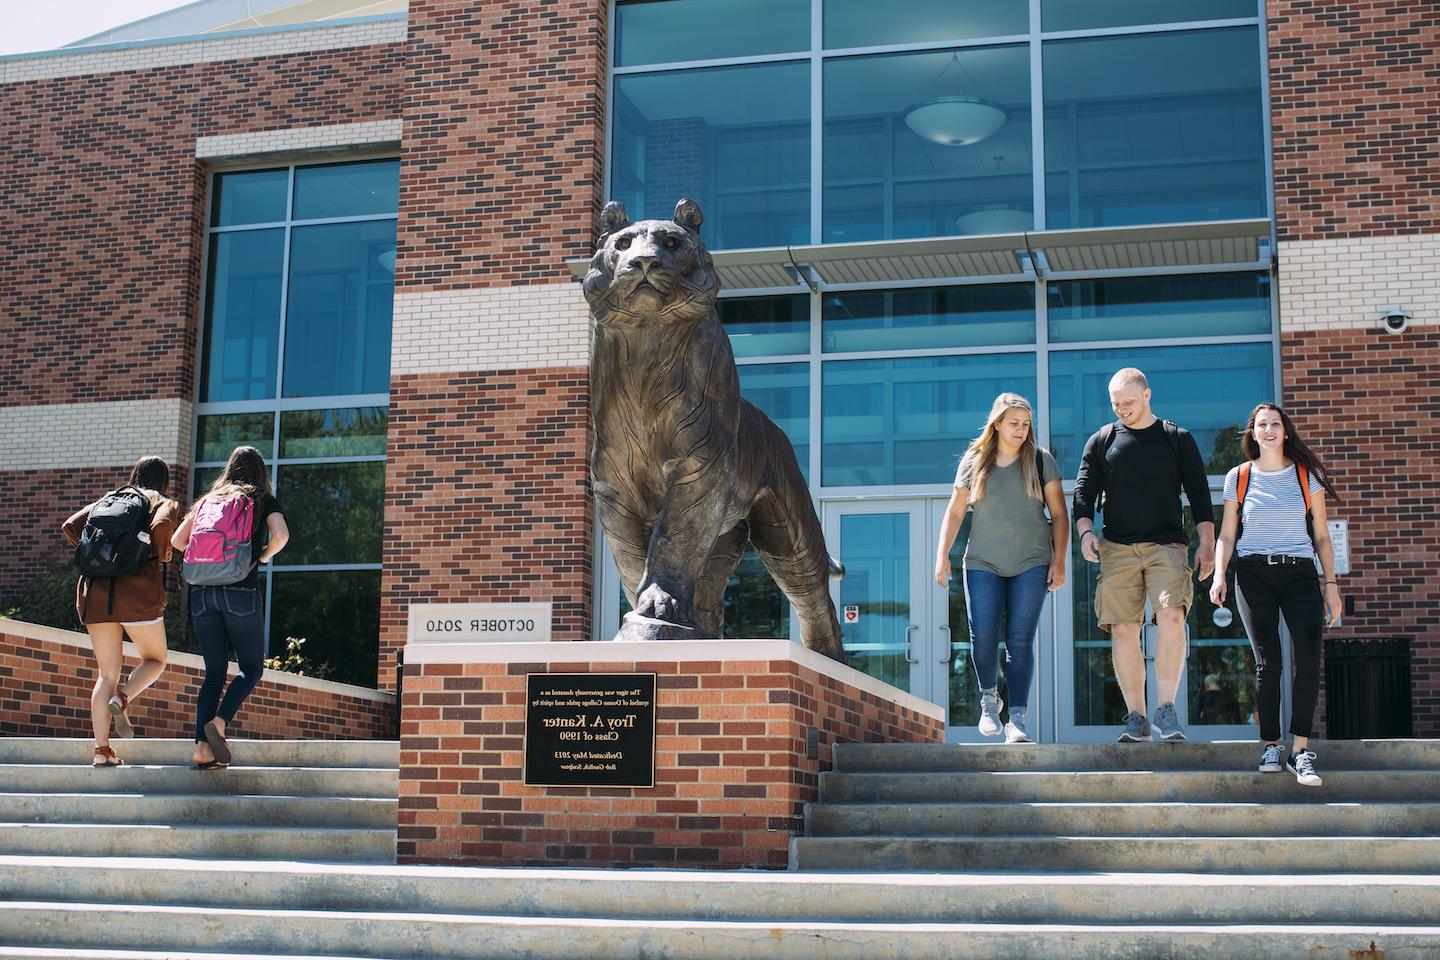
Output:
[566, 218, 1273, 292]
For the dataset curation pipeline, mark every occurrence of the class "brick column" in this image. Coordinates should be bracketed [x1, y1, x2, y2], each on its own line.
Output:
[380, 0, 609, 690]
[1268, 0, 1440, 734]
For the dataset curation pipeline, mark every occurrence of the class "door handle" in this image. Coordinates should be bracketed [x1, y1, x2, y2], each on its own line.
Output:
[938, 623, 952, 663]
[905, 624, 920, 663]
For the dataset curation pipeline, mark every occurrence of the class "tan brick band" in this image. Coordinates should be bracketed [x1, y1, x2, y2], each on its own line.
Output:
[0, 399, 193, 470]
[1279, 233, 1440, 332]
[397, 640, 943, 869]
[0, 619, 395, 740]
[0, 18, 406, 84]
[197, 119, 403, 162]
[390, 284, 591, 375]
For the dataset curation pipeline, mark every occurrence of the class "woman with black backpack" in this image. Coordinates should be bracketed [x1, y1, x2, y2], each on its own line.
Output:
[171, 446, 288, 769]
[1210, 403, 1342, 787]
[61, 455, 180, 767]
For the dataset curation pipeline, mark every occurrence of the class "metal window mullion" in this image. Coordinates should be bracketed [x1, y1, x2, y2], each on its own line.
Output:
[1041, 261, 1272, 281]
[211, 212, 397, 234]
[1039, 18, 1259, 41]
[1046, 332, 1274, 352]
[273, 454, 388, 467]
[736, 353, 809, 366]
[270, 562, 383, 573]
[196, 393, 392, 415]
[808, 284, 823, 495]
[611, 50, 810, 74]
[1030, 0, 1046, 231]
[272, 166, 296, 407]
[815, 273, 1033, 294]
[821, 34, 1031, 59]
[1035, 278, 1051, 450]
[820, 342, 1037, 362]
[810, 0, 823, 245]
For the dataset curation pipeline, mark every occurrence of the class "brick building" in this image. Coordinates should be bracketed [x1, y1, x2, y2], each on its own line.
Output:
[2, 0, 1435, 741]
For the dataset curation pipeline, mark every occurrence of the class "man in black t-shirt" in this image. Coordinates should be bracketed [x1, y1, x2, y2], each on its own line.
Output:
[1072, 368, 1215, 743]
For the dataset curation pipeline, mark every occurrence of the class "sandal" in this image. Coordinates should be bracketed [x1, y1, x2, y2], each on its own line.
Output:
[203, 719, 232, 765]
[194, 758, 228, 770]
[108, 689, 134, 739]
[92, 745, 123, 767]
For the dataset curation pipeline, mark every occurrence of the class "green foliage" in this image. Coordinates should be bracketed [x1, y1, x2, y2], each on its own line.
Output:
[263, 635, 336, 681]
[0, 557, 81, 632]
[1207, 422, 1245, 475]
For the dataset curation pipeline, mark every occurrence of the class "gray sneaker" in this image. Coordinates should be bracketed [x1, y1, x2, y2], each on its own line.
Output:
[1258, 743, 1284, 772]
[1117, 711, 1151, 742]
[1152, 702, 1187, 742]
[1004, 713, 1033, 744]
[978, 693, 1004, 737]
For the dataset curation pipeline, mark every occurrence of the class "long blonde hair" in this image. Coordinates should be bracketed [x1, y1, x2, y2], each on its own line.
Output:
[957, 393, 1043, 503]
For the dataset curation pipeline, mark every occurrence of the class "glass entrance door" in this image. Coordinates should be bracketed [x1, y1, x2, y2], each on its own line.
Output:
[824, 498, 1053, 742]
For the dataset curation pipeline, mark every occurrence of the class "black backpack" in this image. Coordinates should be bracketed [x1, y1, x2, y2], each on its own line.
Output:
[73, 486, 154, 581]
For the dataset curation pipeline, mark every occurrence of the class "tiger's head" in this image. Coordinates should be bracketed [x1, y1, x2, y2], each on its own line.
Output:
[583, 198, 720, 327]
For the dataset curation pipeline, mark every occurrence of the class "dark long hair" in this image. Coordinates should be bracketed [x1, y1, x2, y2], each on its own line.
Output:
[1242, 403, 1340, 501]
[127, 455, 172, 509]
[206, 445, 271, 500]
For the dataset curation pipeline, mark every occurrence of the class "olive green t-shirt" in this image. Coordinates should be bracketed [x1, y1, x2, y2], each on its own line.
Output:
[956, 449, 1061, 577]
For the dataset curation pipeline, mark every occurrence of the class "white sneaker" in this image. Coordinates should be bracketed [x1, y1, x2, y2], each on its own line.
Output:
[1287, 750, 1323, 787]
[1004, 714, 1032, 744]
[978, 693, 1003, 737]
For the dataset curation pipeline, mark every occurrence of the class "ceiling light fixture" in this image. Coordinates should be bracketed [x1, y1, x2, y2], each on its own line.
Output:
[902, 52, 1008, 147]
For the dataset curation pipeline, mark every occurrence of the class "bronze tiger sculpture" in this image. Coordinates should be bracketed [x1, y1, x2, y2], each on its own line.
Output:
[583, 198, 845, 661]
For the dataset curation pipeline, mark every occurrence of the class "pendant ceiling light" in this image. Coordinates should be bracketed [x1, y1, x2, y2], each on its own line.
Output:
[903, 96, 1008, 147]
[903, 52, 1008, 147]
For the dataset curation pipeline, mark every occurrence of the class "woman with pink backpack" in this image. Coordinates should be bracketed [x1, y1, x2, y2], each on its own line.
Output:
[171, 446, 288, 769]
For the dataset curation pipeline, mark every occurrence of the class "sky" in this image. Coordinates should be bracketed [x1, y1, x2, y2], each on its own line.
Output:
[4, 1, 197, 57]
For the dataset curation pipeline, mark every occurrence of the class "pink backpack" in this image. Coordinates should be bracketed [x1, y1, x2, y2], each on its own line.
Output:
[181, 494, 256, 586]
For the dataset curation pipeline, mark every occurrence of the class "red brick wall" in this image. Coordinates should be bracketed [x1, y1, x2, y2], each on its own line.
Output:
[378, 369, 592, 690]
[397, 655, 942, 869]
[395, 0, 607, 290]
[1267, 0, 1440, 242]
[0, 622, 395, 740]
[0, 42, 406, 409]
[1282, 327, 1440, 736]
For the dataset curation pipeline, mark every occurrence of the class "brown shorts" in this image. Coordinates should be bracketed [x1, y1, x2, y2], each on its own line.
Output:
[1095, 540, 1193, 631]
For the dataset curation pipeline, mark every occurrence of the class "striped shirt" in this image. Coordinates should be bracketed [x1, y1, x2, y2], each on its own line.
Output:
[1223, 463, 1324, 559]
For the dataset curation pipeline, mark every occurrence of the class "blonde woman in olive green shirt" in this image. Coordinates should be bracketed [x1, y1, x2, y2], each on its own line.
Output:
[936, 393, 1070, 742]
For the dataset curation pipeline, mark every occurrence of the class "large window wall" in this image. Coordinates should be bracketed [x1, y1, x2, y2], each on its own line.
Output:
[609, 0, 1266, 249]
[195, 159, 398, 687]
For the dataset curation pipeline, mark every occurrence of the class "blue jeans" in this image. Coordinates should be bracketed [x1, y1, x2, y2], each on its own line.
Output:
[963, 564, 1049, 710]
[190, 585, 266, 742]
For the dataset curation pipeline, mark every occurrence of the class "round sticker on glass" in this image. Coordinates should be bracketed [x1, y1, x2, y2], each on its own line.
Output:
[1212, 607, 1234, 628]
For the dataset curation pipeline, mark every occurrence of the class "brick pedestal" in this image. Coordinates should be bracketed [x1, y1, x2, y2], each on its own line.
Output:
[397, 639, 943, 869]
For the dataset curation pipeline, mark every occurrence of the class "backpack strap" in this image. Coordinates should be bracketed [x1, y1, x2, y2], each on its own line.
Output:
[1236, 461, 1252, 506]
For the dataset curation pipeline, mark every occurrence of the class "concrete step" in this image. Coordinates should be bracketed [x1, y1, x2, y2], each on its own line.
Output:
[790, 835, 1440, 873]
[5, 857, 1439, 927]
[0, 951, 378, 960]
[819, 769, 1437, 803]
[0, 901, 1437, 960]
[0, 792, 396, 829]
[0, 822, 394, 863]
[3, 764, 397, 799]
[834, 739, 1440, 773]
[0, 738, 398, 769]
[807, 800, 1440, 838]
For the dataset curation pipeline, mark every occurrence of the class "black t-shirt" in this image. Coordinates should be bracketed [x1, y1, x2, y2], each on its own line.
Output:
[236, 493, 284, 589]
[1071, 420, 1214, 545]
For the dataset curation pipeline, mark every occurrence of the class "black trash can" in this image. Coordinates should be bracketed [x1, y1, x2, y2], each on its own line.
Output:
[1324, 638, 1414, 739]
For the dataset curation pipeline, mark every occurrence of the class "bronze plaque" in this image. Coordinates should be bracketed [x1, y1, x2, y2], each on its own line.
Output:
[523, 673, 656, 788]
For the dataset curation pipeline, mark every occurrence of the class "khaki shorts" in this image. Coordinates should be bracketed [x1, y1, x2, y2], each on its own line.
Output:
[1095, 540, 1193, 631]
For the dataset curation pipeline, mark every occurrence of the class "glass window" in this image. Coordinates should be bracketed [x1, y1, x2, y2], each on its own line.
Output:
[1048, 273, 1271, 343]
[280, 407, 388, 458]
[615, 0, 809, 67]
[270, 570, 382, 688]
[737, 362, 809, 482]
[1047, 342, 1273, 478]
[195, 413, 275, 463]
[611, 62, 810, 251]
[825, 0, 1027, 49]
[721, 295, 808, 358]
[200, 229, 284, 402]
[1043, 28, 1265, 229]
[822, 353, 1037, 485]
[1043, 0, 1257, 32]
[211, 168, 287, 226]
[282, 221, 395, 398]
[274, 462, 385, 566]
[824, 46, 1032, 243]
[723, 548, 790, 639]
[293, 160, 400, 220]
[823, 284, 1034, 352]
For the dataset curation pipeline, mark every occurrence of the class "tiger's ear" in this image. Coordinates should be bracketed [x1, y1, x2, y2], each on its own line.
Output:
[599, 201, 630, 237]
[673, 198, 703, 233]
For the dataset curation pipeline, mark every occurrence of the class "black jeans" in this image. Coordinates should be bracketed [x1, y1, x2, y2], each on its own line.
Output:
[1233, 557, 1324, 741]
[190, 584, 266, 742]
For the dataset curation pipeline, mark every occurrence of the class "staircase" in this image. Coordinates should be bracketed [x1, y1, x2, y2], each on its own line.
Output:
[2, 737, 1439, 958]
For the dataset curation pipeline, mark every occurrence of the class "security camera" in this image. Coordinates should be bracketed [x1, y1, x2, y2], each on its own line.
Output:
[1379, 306, 1411, 335]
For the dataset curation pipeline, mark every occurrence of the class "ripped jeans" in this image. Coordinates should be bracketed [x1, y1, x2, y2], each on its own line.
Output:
[190, 585, 266, 742]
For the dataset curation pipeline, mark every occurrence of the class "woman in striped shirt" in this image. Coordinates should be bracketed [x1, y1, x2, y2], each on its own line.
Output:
[1210, 403, 1342, 786]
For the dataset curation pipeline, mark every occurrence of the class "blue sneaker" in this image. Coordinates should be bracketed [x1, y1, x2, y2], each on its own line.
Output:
[1258, 743, 1284, 772]
[1287, 750, 1323, 787]
[1117, 711, 1151, 742]
[1151, 702, 1187, 742]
